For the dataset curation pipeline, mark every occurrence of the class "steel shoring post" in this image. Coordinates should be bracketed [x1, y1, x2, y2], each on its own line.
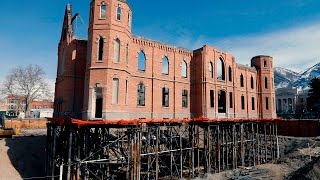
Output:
[155, 126, 159, 180]
[240, 123, 245, 167]
[264, 123, 267, 163]
[51, 125, 57, 180]
[178, 126, 182, 179]
[217, 124, 221, 172]
[275, 123, 280, 159]
[196, 125, 200, 176]
[252, 123, 256, 166]
[204, 125, 208, 174]
[226, 125, 229, 170]
[222, 125, 225, 171]
[256, 123, 260, 165]
[67, 128, 73, 180]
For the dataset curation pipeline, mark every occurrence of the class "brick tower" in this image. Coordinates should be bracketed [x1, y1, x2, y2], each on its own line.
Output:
[251, 56, 276, 118]
[83, 0, 132, 119]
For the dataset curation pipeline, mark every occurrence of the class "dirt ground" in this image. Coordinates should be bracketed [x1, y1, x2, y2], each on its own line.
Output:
[0, 129, 46, 180]
[1, 130, 320, 180]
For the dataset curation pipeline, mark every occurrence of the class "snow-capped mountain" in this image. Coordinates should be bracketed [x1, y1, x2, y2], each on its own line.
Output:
[274, 67, 300, 89]
[274, 62, 320, 89]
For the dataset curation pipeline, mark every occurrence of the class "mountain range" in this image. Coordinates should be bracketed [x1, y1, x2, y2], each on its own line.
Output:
[274, 62, 320, 89]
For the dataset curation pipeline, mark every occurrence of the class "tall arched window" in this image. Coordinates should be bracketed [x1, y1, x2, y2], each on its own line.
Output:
[98, 37, 104, 61]
[252, 97, 255, 110]
[217, 57, 225, 80]
[241, 95, 245, 110]
[116, 7, 122, 21]
[250, 76, 254, 89]
[112, 78, 119, 104]
[114, 38, 120, 63]
[162, 56, 169, 74]
[125, 44, 129, 64]
[209, 62, 214, 78]
[228, 66, 232, 82]
[137, 82, 145, 106]
[181, 60, 187, 78]
[265, 77, 268, 89]
[218, 90, 226, 113]
[100, 5, 106, 19]
[138, 51, 146, 71]
[240, 74, 244, 87]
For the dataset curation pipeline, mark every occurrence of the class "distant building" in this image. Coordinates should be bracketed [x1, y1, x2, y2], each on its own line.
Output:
[276, 87, 308, 114]
[30, 100, 54, 118]
[54, 0, 277, 120]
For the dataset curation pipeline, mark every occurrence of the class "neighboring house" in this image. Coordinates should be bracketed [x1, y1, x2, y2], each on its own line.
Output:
[54, 1, 277, 120]
[276, 87, 308, 114]
[6, 95, 25, 118]
[30, 100, 54, 118]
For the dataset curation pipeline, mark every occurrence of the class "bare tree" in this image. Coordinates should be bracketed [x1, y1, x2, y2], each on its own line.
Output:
[1, 64, 51, 117]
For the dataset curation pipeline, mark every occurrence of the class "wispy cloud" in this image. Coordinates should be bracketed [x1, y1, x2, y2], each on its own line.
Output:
[171, 21, 320, 73]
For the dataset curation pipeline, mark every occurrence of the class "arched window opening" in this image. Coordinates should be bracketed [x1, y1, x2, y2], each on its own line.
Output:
[209, 62, 214, 78]
[240, 74, 244, 87]
[137, 83, 145, 106]
[116, 7, 122, 21]
[229, 92, 233, 108]
[241, 96, 245, 110]
[228, 66, 232, 82]
[210, 90, 214, 108]
[112, 78, 119, 104]
[126, 44, 129, 64]
[181, 60, 187, 78]
[162, 56, 169, 74]
[218, 90, 226, 113]
[265, 77, 268, 89]
[217, 58, 225, 80]
[182, 89, 188, 107]
[162, 87, 169, 107]
[264, 60, 267, 67]
[100, 5, 106, 19]
[266, 97, 269, 110]
[114, 38, 120, 63]
[250, 76, 254, 89]
[95, 87, 103, 118]
[252, 97, 255, 110]
[98, 37, 104, 61]
[138, 51, 146, 71]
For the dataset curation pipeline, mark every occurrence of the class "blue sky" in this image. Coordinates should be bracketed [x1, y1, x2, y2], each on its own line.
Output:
[1, 0, 320, 90]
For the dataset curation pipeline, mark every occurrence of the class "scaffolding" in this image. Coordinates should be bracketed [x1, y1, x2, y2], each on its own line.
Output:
[46, 118, 279, 180]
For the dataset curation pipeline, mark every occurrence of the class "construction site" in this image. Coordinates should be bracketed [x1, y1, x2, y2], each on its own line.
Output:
[45, 118, 279, 179]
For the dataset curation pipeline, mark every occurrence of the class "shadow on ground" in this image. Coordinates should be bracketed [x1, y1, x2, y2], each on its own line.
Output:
[5, 136, 46, 179]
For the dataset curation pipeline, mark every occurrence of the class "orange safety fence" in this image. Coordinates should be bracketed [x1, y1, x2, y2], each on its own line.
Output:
[47, 117, 282, 128]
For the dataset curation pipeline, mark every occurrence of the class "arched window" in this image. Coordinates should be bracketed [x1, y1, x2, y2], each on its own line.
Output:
[181, 60, 187, 78]
[264, 60, 267, 67]
[218, 90, 226, 113]
[265, 77, 268, 89]
[126, 44, 129, 64]
[114, 38, 120, 63]
[252, 97, 255, 110]
[162, 87, 169, 107]
[112, 78, 119, 104]
[100, 5, 106, 19]
[241, 95, 245, 110]
[138, 51, 146, 71]
[209, 62, 214, 78]
[116, 7, 122, 21]
[98, 37, 104, 61]
[217, 57, 225, 80]
[240, 74, 244, 87]
[250, 76, 254, 89]
[162, 56, 169, 74]
[228, 66, 232, 82]
[137, 82, 145, 106]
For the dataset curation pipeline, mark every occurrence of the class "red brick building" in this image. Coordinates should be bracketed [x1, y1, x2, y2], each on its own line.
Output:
[54, 0, 276, 120]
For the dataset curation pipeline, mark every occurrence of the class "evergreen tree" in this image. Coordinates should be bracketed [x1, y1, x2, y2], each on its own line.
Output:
[307, 77, 320, 112]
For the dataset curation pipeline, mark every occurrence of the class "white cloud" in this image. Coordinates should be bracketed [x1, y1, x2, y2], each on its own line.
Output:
[214, 22, 320, 73]
[172, 21, 320, 73]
